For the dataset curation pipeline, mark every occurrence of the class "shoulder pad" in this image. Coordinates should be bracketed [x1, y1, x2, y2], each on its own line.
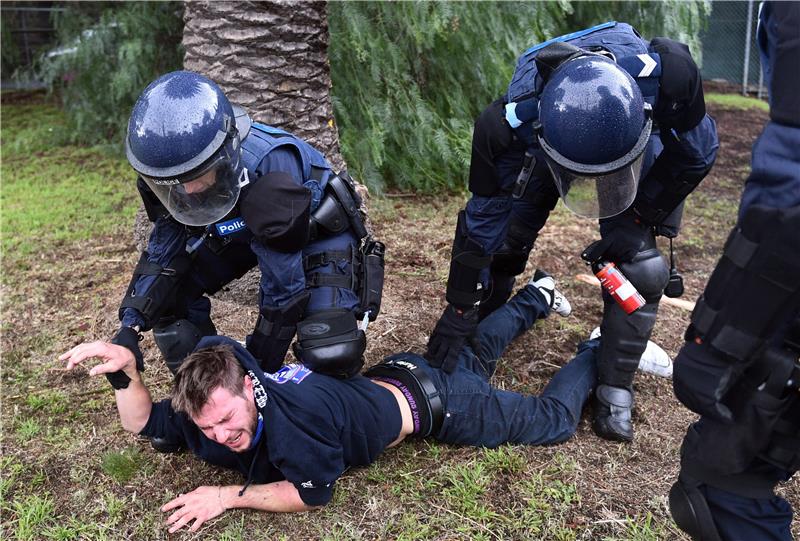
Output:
[649, 37, 705, 132]
[241, 171, 311, 253]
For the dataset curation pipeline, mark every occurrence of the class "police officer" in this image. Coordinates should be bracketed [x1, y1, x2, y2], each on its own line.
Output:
[104, 71, 384, 392]
[426, 22, 719, 442]
[669, 3, 800, 539]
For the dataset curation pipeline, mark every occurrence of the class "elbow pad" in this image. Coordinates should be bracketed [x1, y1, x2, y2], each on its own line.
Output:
[118, 251, 193, 331]
[633, 155, 713, 226]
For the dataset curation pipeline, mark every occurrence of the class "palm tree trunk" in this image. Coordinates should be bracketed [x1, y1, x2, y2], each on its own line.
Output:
[182, 0, 345, 171]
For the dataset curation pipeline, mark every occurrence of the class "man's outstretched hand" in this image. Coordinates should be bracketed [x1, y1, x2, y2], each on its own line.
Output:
[59, 341, 137, 378]
[162, 486, 228, 533]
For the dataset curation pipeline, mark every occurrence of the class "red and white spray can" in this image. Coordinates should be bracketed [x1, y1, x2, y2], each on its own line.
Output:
[592, 261, 646, 314]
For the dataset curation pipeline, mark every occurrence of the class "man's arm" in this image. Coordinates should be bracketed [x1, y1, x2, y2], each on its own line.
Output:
[60, 341, 152, 433]
[161, 481, 317, 533]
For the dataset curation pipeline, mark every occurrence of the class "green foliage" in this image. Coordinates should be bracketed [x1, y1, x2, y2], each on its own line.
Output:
[35, 2, 184, 145]
[329, 1, 710, 193]
[564, 1, 711, 63]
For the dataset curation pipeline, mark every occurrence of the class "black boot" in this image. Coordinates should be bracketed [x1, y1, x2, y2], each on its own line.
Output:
[592, 384, 634, 442]
[150, 437, 185, 453]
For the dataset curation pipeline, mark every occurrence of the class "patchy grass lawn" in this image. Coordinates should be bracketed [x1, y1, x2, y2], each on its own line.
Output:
[2, 92, 796, 540]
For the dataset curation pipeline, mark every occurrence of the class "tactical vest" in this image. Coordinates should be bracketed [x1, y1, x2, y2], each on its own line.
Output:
[504, 21, 663, 132]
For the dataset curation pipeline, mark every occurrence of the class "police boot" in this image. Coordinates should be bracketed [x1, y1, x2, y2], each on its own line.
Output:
[150, 437, 185, 454]
[153, 318, 215, 375]
[592, 384, 634, 442]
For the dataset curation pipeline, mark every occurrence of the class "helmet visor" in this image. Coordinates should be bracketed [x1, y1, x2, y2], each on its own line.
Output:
[545, 152, 644, 219]
[142, 141, 243, 226]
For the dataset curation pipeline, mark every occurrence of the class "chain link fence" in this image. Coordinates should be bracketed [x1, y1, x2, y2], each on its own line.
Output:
[700, 0, 765, 97]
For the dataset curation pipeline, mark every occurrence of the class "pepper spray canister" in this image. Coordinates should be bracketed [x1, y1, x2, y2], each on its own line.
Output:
[592, 261, 646, 314]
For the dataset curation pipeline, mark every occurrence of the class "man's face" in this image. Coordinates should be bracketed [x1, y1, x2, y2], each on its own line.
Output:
[182, 168, 217, 194]
[192, 377, 258, 452]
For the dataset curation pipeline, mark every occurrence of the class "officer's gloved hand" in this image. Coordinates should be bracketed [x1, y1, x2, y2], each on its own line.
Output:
[107, 326, 145, 389]
[584, 214, 650, 264]
[673, 341, 740, 423]
[426, 305, 480, 373]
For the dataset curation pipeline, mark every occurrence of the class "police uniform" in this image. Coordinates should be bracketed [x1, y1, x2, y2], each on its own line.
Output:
[669, 3, 800, 540]
[429, 21, 719, 442]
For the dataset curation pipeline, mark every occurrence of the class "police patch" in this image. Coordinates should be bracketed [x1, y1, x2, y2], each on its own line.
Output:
[266, 364, 312, 385]
[215, 217, 247, 236]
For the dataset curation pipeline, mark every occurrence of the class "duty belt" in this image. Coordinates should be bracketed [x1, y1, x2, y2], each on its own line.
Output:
[364, 356, 444, 438]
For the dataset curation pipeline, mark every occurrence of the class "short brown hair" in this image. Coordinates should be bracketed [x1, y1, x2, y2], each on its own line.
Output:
[171, 345, 246, 418]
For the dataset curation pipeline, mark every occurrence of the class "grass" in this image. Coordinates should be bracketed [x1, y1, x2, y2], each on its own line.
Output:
[0, 101, 138, 261]
[704, 92, 770, 112]
[100, 446, 149, 484]
[2, 96, 789, 540]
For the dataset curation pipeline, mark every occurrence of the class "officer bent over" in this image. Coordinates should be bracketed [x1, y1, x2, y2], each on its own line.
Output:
[668, 2, 800, 540]
[62, 272, 599, 532]
[426, 21, 719, 442]
[95, 71, 385, 396]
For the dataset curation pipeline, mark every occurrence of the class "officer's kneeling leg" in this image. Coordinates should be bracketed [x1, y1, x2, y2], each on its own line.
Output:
[594, 244, 669, 441]
[669, 474, 723, 541]
[293, 309, 366, 378]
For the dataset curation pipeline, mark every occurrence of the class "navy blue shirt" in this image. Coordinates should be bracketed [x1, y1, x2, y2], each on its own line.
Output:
[140, 362, 402, 506]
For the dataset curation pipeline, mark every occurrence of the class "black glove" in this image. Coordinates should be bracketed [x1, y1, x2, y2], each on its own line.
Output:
[107, 326, 145, 389]
[672, 341, 740, 423]
[583, 214, 651, 264]
[426, 305, 480, 373]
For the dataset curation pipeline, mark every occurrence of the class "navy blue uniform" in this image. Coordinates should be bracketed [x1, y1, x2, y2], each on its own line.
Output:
[670, 3, 800, 540]
[142, 286, 598, 506]
[121, 125, 360, 367]
[459, 21, 718, 392]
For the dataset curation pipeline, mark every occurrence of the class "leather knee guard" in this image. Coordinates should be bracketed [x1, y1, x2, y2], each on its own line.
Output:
[599, 246, 669, 386]
[293, 309, 366, 378]
[153, 318, 215, 375]
[669, 474, 722, 541]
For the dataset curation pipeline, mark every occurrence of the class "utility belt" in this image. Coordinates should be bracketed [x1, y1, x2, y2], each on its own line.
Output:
[305, 169, 385, 321]
[364, 356, 444, 438]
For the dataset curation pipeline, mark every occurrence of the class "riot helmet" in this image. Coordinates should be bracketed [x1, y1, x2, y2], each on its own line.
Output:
[126, 71, 252, 226]
[535, 49, 652, 219]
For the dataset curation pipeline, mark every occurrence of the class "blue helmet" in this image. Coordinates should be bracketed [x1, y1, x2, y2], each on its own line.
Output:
[535, 52, 652, 219]
[126, 71, 252, 226]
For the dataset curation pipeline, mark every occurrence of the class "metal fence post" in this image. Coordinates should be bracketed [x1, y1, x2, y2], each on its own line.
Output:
[742, 0, 754, 95]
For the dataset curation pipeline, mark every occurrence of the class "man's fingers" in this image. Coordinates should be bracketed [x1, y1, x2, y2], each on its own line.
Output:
[168, 514, 192, 533]
[189, 516, 206, 532]
[161, 494, 185, 512]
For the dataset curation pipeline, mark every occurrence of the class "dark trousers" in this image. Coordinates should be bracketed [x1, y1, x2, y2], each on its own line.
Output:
[427, 286, 598, 447]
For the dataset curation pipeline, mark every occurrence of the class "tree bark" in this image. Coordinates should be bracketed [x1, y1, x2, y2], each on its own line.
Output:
[182, 0, 345, 171]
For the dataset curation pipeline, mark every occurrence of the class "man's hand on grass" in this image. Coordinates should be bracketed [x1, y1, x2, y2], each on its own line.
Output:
[162, 486, 229, 533]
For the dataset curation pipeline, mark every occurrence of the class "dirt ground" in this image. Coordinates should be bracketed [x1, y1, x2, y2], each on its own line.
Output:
[3, 101, 797, 539]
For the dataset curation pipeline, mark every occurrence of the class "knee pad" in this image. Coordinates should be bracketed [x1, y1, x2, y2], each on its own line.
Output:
[669, 475, 722, 541]
[153, 318, 209, 375]
[293, 310, 365, 378]
[619, 248, 669, 302]
[490, 217, 538, 276]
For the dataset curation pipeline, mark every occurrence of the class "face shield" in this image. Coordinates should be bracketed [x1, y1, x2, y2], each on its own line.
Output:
[141, 134, 244, 227]
[537, 103, 652, 219]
